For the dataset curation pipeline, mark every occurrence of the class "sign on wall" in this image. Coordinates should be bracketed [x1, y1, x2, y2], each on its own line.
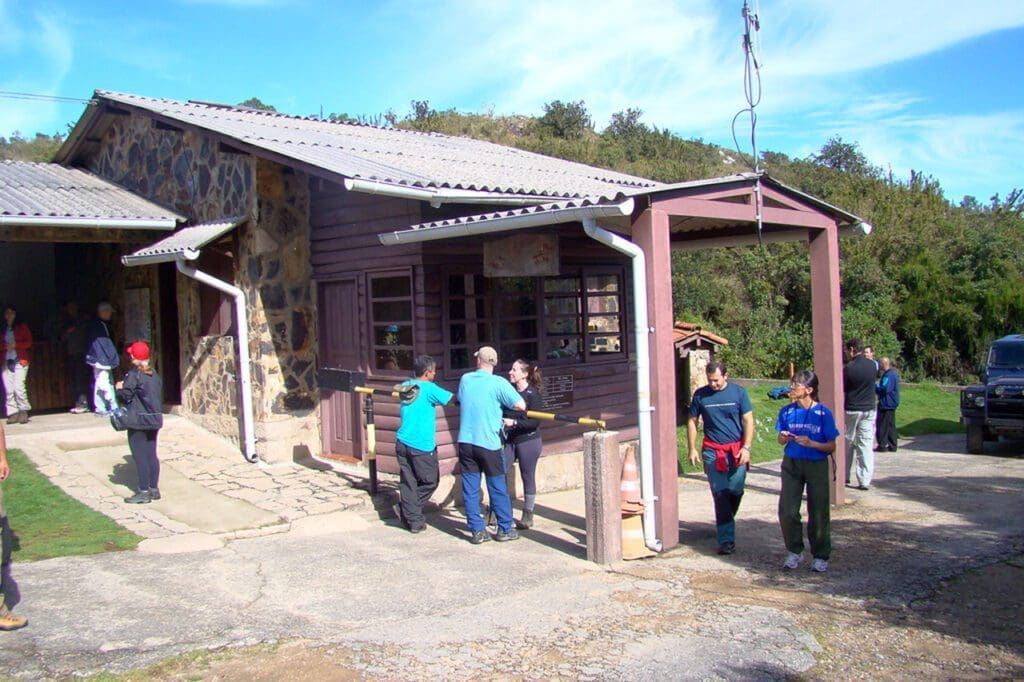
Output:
[542, 373, 574, 411]
[123, 288, 151, 343]
[484, 234, 559, 277]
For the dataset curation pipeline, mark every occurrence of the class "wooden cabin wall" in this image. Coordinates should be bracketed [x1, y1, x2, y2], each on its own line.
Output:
[309, 179, 643, 476]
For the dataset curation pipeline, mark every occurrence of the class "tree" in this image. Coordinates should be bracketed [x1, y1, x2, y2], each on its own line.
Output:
[0, 131, 64, 161]
[809, 136, 877, 177]
[237, 97, 276, 112]
[536, 100, 592, 140]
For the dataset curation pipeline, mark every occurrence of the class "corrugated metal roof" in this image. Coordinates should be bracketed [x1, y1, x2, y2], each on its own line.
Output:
[0, 160, 183, 227]
[86, 91, 662, 201]
[122, 216, 246, 266]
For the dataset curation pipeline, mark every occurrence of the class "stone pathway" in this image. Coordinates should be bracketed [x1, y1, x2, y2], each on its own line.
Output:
[5, 412, 378, 540]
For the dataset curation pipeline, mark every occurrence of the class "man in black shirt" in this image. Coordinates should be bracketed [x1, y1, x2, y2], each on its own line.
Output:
[843, 338, 878, 490]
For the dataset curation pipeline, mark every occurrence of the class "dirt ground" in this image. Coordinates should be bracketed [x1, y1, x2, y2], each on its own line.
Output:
[132, 556, 1024, 681]
[136, 514, 1024, 680]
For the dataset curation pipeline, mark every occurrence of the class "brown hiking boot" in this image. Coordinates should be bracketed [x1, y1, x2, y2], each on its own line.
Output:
[17, 411, 28, 424]
[6, 412, 18, 424]
[0, 611, 28, 631]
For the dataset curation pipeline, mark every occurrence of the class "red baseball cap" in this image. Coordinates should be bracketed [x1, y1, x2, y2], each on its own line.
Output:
[126, 340, 150, 361]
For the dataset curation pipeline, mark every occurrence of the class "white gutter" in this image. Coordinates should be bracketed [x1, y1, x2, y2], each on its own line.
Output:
[175, 260, 258, 463]
[379, 200, 634, 245]
[672, 220, 873, 252]
[582, 219, 662, 553]
[345, 177, 565, 208]
[0, 215, 177, 229]
[122, 248, 201, 268]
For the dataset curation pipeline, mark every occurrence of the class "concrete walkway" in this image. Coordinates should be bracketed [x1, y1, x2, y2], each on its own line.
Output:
[1, 416, 1023, 679]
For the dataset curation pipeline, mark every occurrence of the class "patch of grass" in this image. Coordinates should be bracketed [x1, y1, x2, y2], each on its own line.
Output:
[676, 380, 963, 472]
[895, 382, 963, 436]
[3, 448, 141, 561]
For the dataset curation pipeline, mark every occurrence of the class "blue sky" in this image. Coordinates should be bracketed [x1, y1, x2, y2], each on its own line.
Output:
[2, 0, 1023, 203]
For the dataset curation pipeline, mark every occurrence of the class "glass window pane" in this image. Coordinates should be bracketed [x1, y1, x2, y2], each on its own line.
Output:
[448, 298, 467, 319]
[371, 276, 410, 298]
[544, 297, 579, 316]
[589, 335, 622, 354]
[499, 319, 537, 340]
[374, 324, 413, 346]
[372, 300, 412, 320]
[545, 336, 582, 361]
[505, 342, 540, 363]
[586, 275, 619, 293]
[545, 315, 581, 334]
[448, 274, 467, 296]
[450, 347, 471, 370]
[544, 277, 579, 294]
[496, 295, 537, 317]
[493, 277, 534, 294]
[375, 349, 414, 371]
[587, 315, 620, 333]
[586, 295, 619, 314]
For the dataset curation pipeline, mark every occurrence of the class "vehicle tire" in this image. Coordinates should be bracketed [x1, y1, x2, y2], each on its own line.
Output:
[966, 425, 985, 454]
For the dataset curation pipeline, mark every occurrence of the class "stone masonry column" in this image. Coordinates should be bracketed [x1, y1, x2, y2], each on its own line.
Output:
[583, 430, 621, 564]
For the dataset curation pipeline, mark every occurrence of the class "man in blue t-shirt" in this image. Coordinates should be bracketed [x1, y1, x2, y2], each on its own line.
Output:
[687, 361, 754, 555]
[393, 355, 453, 534]
[457, 345, 525, 545]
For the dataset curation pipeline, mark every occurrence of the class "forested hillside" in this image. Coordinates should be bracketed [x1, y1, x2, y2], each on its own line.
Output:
[394, 100, 1024, 382]
[5, 99, 1022, 382]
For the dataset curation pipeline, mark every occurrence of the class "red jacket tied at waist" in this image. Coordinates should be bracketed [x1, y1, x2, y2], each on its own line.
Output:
[702, 437, 744, 473]
[0, 323, 32, 365]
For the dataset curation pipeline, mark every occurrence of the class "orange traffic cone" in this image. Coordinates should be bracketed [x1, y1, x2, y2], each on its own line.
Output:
[622, 513, 655, 560]
[620, 444, 645, 516]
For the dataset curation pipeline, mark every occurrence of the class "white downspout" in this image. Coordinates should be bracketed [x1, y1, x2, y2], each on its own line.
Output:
[176, 259, 258, 463]
[582, 219, 662, 552]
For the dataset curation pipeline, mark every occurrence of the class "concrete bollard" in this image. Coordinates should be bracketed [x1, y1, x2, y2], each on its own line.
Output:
[583, 430, 621, 565]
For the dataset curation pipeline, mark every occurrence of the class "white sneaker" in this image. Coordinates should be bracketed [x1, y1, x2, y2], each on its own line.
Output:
[782, 552, 803, 570]
[811, 558, 829, 573]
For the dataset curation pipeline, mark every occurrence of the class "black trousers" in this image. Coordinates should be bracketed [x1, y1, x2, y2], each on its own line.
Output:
[128, 429, 160, 491]
[395, 441, 439, 528]
[876, 409, 898, 450]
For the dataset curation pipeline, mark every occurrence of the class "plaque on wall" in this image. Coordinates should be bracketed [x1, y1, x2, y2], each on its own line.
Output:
[123, 288, 151, 343]
[484, 234, 559, 277]
[542, 373, 574, 411]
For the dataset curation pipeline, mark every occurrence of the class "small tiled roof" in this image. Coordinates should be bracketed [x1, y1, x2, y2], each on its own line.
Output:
[0, 160, 182, 227]
[122, 216, 246, 266]
[673, 321, 729, 347]
[67, 91, 661, 201]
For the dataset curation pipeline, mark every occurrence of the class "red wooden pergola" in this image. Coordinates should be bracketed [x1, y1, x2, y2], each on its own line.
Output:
[383, 171, 870, 552]
[628, 174, 867, 550]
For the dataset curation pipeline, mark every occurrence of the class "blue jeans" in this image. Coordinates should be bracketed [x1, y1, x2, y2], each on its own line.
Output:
[459, 443, 513, 533]
[703, 448, 747, 545]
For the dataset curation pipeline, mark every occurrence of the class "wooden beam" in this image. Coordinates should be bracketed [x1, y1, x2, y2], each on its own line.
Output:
[631, 207, 679, 550]
[652, 195, 834, 229]
[808, 222, 846, 506]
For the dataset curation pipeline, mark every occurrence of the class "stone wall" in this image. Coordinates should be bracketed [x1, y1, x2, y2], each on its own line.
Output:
[87, 116, 320, 462]
[240, 160, 319, 462]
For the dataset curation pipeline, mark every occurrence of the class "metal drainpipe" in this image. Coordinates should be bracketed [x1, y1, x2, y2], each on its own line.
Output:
[176, 259, 258, 463]
[582, 219, 662, 552]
